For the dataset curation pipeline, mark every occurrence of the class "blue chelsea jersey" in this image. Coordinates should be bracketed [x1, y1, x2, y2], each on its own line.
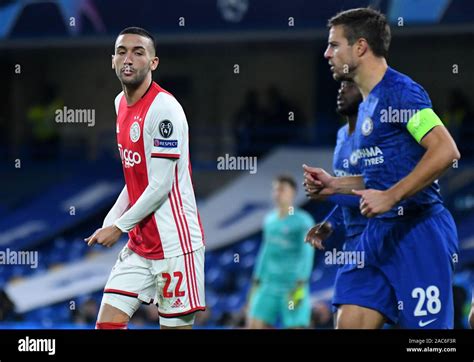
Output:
[353, 67, 443, 218]
[333, 124, 367, 236]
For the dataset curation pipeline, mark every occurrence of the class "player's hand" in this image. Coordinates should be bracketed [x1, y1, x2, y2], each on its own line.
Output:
[84, 225, 122, 247]
[352, 189, 397, 218]
[302, 164, 336, 197]
[288, 281, 306, 308]
[84, 228, 101, 247]
[305, 222, 333, 250]
[303, 181, 328, 201]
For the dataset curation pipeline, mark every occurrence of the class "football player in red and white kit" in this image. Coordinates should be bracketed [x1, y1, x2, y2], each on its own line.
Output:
[84, 27, 205, 329]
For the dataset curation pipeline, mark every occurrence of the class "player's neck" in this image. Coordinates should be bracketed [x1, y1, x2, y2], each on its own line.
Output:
[277, 205, 292, 218]
[355, 58, 388, 100]
[346, 115, 357, 134]
[122, 76, 153, 106]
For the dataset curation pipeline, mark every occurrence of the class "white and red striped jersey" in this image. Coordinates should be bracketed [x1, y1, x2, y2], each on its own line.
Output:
[105, 82, 204, 260]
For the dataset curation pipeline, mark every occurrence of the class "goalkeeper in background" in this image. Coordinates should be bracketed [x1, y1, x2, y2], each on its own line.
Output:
[247, 175, 315, 328]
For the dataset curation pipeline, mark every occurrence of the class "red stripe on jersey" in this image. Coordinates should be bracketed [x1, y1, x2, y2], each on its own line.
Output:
[184, 253, 198, 309]
[174, 165, 193, 251]
[187, 252, 200, 307]
[173, 165, 200, 307]
[169, 191, 187, 255]
[104, 289, 138, 298]
[151, 214, 164, 258]
[171, 184, 196, 308]
[171, 175, 190, 254]
[169, 187, 195, 308]
[151, 153, 180, 159]
[188, 251, 201, 306]
[158, 306, 206, 318]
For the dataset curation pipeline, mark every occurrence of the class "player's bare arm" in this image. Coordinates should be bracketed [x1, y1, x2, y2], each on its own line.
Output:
[303, 164, 365, 196]
[354, 125, 460, 218]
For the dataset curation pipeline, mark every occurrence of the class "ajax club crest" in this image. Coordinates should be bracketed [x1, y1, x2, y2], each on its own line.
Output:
[130, 121, 141, 143]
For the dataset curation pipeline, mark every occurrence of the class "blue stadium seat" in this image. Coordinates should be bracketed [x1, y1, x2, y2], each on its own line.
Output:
[240, 253, 256, 274]
[218, 250, 237, 269]
[223, 292, 246, 312]
[206, 266, 230, 290]
[236, 239, 259, 257]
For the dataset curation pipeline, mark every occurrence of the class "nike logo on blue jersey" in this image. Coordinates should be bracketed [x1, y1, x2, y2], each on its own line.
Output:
[418, 318, 437, 327]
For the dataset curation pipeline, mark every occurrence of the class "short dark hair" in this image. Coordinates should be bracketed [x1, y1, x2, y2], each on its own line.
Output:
[275, 174, 297, 191]
[328, 8, 391, 58]
[118, 26, 156, 54]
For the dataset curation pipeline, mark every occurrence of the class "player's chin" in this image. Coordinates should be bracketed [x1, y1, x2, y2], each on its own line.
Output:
[120, 76, 138, 86]
[334, 72, 353, 82]
[119, 72, 141, 84]
[331, 70, 344, 80]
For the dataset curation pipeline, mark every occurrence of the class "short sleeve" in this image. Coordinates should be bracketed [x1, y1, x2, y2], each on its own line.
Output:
[114, 92, 124, 116]
[399, 84, 443, 143]
[146, 93, 185, 160]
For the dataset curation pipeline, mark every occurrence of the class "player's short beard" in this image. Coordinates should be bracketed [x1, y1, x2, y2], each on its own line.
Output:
[337, 101, 359, 117]
[118, 66, 149, 90]
[333, 61, 357, 82]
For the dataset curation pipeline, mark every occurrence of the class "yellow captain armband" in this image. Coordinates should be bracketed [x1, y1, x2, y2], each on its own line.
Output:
[406, 108, 444, 143]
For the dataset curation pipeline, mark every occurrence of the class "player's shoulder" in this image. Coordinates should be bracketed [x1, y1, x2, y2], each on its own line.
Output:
[336, 124, 349, 141]
[293, 209, 314, 224]
[264, 210, 278, 224]
[114, 91, 125, 114]
[384, 67, 419, 90]
[114, 91, 124, 103]
[146, 84, 187, 132]
[383, 67, 431, 107]
[151, 85, 185, 116]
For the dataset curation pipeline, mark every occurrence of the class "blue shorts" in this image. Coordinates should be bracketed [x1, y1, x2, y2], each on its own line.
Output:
[333, 204, 458, 329]
[249, 283, 311, 328]
[332, 233, 372, 314]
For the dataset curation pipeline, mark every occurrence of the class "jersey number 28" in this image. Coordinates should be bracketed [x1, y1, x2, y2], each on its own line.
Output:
[411, 285, 441, 316]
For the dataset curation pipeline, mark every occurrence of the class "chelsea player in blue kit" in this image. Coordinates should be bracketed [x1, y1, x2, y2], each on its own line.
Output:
[304, 8, 460, 329]
[306, 81, 369, 325]
[306, 80, 365, 251]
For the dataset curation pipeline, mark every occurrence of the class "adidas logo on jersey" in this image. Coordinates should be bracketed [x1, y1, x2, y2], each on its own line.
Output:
[171, 298, 184, 309]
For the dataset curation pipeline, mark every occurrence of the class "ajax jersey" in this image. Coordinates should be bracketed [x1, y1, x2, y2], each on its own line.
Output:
[115, 82, 204, 260]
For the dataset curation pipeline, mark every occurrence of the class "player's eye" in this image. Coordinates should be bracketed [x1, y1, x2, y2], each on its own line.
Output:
[117, 51, 126, 55]
[135, 51, 143, 56]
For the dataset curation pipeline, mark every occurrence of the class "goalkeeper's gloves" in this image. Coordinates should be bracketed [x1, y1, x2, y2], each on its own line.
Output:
[288, 282, 306, 308]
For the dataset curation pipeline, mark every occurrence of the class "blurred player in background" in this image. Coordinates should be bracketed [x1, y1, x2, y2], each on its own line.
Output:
[305, 80, 364, 249]
[84, 27, 205, 329]
[305, 81, 366, 326]
[247, 175, 315, 329]
[304, 8, 460, 328]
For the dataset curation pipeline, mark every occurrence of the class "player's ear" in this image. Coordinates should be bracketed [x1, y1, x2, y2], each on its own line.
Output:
[150, 56, 159, 71]
[111, 54, 115, 69]
[356, 38, 368, 57]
